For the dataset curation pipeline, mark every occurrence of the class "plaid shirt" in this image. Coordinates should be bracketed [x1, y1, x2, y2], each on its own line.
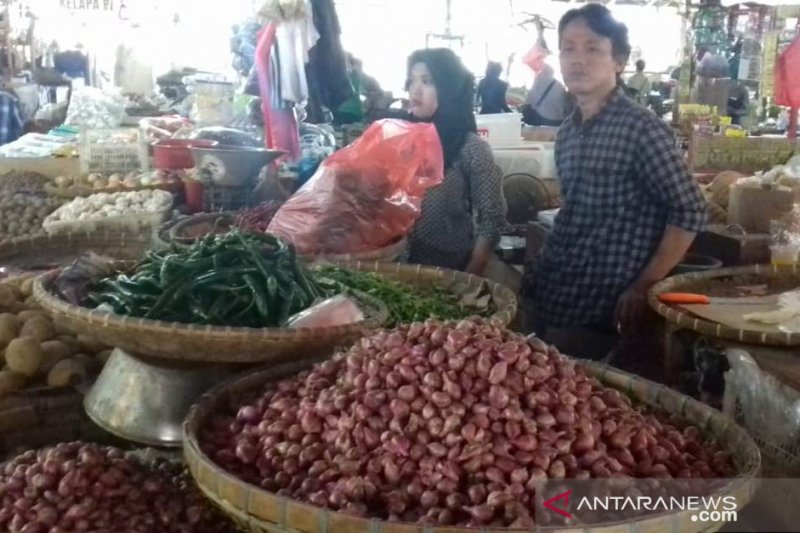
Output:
[0, 92, 23, 146]
[527, 88, 707, 328]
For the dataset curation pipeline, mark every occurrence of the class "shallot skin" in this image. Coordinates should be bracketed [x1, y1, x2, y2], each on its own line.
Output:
[200, 319, 735, 528]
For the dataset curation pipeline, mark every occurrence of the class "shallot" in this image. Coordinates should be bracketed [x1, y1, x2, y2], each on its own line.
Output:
[200, 319, 736, 528]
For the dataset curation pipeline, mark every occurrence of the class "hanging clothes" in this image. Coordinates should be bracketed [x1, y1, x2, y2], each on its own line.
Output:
[275, 9, 319, 103]
[304, 0, 353, 123]
[255, 22, 301, 159]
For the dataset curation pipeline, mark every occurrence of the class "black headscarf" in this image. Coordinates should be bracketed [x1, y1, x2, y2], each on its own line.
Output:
[406, 49, 477, 170]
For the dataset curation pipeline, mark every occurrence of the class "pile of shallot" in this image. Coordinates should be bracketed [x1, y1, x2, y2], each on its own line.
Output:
[200, 319, 735, 528]
[0, 442, 237, 533]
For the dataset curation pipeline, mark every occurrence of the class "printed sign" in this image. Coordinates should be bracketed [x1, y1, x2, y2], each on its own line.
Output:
[59, 0, 115, 11]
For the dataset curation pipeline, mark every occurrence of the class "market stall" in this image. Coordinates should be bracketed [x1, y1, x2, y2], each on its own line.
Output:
[0, 0, 791, 531]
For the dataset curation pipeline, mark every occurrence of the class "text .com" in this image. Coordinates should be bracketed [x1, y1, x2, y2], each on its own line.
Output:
[693, 510, 739, 523]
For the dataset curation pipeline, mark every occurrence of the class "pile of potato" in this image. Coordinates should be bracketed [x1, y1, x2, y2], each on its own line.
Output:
[0, 273, 110, 397]
[0, 192, 62, 242]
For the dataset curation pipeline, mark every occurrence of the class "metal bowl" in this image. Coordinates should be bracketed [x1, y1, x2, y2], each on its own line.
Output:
[190, 145, 285, 187]
[84, 349, 234, 447]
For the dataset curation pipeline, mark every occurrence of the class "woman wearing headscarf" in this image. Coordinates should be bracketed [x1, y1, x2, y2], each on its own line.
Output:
[405, 48, 507, 275]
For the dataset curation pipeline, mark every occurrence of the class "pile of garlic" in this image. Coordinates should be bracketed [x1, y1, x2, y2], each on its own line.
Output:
[44, 190, 173, 223]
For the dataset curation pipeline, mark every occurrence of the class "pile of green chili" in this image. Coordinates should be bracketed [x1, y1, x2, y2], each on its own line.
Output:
[89, 231, 323, 328]
[314, 266, 483, 327]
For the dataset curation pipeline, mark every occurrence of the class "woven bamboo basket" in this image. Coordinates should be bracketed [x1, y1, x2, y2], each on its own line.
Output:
[32, 271, 389, 363]
[0, 388, 106, 459]
[649, 264, 800, 346]
[183, 360, 761, 533]
[152, 213, 407, 263]
[0, 231, 151, 271]
[323, 260, 518, 327]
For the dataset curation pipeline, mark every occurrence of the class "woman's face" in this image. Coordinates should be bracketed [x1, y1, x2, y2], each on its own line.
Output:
[559, 17, 624, 97]
[407, 62, 438, 120]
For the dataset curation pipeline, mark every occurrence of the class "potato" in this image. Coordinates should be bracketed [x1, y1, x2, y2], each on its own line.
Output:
[0, 370, 25, 397]
[77, 334, 107, 354]
[55, 335, 81, 354]
[95, 349, 113, 365]
[5, 337, 43, 377]
[0, 313, 20, 349]
[53, 318, 74, 336]
[40, 340, 75, 372]
[23, 295, 40, 309]
[0, 284, 19, 309]
[47, 359, 87, 388]
[0, 312, 20, 329]
[19, 276, 35, 298]
[19, 318, 56, 343]
[17, 310, 47, 323]
[71, 353, 99, 374]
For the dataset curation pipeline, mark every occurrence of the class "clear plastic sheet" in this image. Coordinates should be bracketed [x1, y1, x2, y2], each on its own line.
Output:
[285, 294, 363, 328]
[724, 348, 800, 448]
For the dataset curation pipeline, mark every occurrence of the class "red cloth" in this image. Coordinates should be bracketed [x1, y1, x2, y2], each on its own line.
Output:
[776, 34, 800, 139]
[255, 23, 301, 159]
[776, 34, 800, 108]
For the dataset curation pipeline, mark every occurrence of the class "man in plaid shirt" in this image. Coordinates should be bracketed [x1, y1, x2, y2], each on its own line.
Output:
[524, 5, 707, 359]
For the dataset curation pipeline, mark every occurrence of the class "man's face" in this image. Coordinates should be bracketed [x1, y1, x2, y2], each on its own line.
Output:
[559, 17, 623, 97]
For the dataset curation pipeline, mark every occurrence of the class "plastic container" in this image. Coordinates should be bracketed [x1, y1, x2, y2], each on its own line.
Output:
[152, 139, 218, 170]
[771, 243, 799, 267]
[672, 253, 723, 275]
[475, 113, 522, 147]
[184, 180, 205, 214]
[80, 128, 149, 174]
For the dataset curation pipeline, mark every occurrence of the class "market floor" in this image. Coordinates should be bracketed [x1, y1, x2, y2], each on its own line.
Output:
[719, 481, 800, 532]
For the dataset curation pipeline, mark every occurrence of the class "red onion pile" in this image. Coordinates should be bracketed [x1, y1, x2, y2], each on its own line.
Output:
[0, 442, 237, 533]
[201, 319, 735, 528]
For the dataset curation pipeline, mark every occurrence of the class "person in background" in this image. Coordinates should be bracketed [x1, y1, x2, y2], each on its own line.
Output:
[405, 48, 507, 275]
[521, 4, 706, 360]
[0, 87, 23, 146]
[53, 44, 91, 85]
[727, 82, 749, 126]
[477, 61, 511, 114]
[336, 54, 384, 124]
[522, 49, 570, 126]
[627, 59, 651, 106]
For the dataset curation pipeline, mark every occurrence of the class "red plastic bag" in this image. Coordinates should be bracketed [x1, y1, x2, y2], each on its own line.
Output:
[268, 119, 444, 255]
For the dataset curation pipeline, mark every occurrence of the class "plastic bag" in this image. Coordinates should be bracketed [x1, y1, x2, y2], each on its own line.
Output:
[65, 87, 127, 129]
[268, 119, 444, 255]
[285, 294, 363, 328]
[724, 348, 800, 448]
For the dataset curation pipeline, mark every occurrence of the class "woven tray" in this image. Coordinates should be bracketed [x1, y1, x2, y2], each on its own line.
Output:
[183, 360, 761, 533]
[325, 260, 518, 327]
[649, 264, 800, 346]
[33, 271, 389, 363]
[0, 231, 151, 271]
